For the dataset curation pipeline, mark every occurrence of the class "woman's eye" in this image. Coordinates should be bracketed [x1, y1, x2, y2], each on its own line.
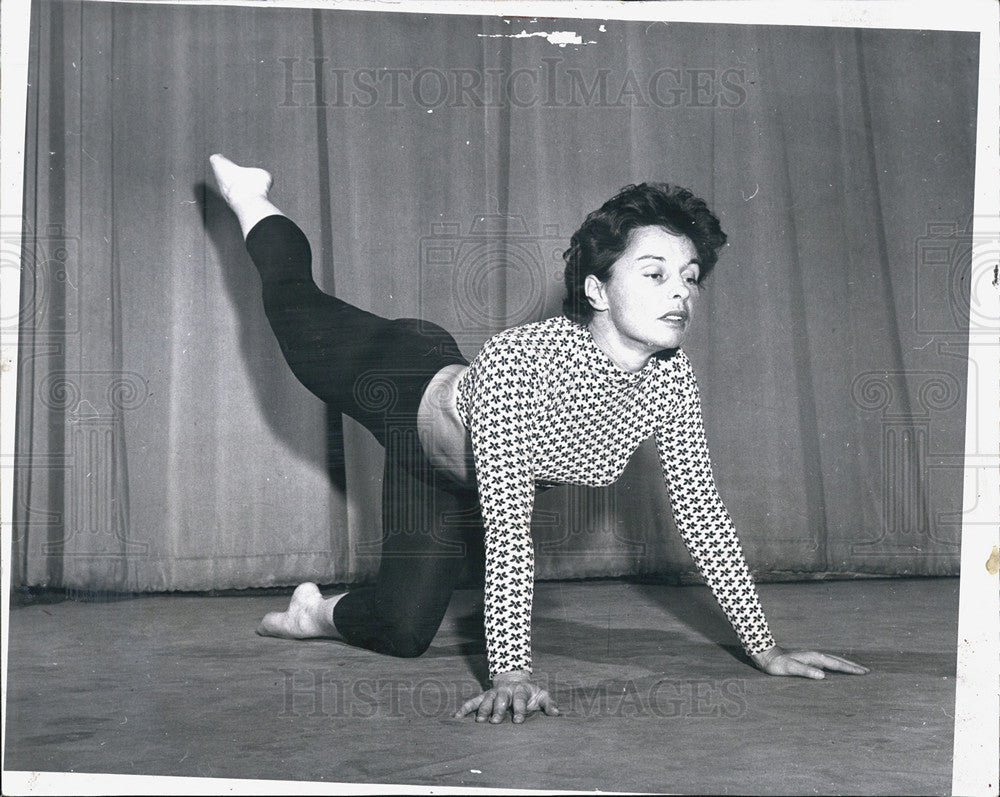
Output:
[685, 276, 699, 285]
[644, 272, 663, 281]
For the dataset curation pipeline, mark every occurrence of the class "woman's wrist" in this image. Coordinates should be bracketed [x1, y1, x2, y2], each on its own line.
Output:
[491, 668, 532, 686]
[749, 644, 782, 668]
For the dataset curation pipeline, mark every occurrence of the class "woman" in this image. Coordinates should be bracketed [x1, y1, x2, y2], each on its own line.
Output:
[209, 154, 868, 725]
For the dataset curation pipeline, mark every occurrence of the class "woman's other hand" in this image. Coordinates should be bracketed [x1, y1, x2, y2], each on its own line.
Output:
[750, 644, 870, 679]
[454, 669, 560, 724]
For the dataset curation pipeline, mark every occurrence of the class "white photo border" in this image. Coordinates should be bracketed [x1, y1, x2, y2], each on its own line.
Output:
[1, 1, 997, 795]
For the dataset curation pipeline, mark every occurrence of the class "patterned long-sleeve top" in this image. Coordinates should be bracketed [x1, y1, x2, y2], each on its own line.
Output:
[456, 315, 775, 679]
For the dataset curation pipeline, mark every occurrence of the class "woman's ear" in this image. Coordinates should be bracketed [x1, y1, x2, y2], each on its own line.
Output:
[584, 274, 609, 313]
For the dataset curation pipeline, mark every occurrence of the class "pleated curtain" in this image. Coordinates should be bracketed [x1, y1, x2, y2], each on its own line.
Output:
[14, 1, 977, 591]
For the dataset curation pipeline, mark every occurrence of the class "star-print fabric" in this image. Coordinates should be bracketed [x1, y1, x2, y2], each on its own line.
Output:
[456, 315, 775, 679]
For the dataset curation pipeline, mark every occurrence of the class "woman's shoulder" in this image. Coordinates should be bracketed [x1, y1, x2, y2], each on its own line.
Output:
[648, 348, 698, 395]
[459, 318, 579, 403]
[478, 315, 585, 358]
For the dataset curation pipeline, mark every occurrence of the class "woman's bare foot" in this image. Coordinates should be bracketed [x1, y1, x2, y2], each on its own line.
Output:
[209, 153, 271, 202]
[257, 582, 345, 640]
[208, 153, 283, 237]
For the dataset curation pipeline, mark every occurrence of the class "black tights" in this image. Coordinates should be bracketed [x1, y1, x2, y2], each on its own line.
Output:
[246, 215, 482, 658]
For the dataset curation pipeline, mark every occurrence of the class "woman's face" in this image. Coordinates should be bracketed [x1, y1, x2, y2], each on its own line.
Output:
[585, 225, 701, 361]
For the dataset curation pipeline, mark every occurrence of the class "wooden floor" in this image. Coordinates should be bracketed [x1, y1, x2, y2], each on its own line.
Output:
[4, 577, 958, 794]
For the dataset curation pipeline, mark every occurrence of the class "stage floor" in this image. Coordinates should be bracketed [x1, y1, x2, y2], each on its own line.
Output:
[4, 577, 958, 794]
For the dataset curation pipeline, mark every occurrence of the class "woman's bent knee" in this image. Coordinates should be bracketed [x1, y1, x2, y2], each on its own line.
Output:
[379, 621, 437, 659]
[387, 632, 433, 659]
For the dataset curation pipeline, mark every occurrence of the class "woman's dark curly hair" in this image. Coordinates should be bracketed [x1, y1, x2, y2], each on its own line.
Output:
[562, 182, 727, 324]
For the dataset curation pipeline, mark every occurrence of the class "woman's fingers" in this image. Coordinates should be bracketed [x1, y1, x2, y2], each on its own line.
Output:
[793, 651, 870, 674]
[476, 691, 496, 722]
[524, 687, 559, 715]
[766, 651, 823, 678]
[786, 658, 826, 679]
[511, 688, 529, 724]
[490, 690, 511, 723]
[816, 653, 869, 674]
[538, 691, 560, 716]
[455, 681, 560, 724]
[455, 693, 485, 719]
[754, 646, 870, 679]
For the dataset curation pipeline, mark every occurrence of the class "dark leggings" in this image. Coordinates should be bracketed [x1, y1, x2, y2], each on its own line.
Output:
[246, 215, 482, 658]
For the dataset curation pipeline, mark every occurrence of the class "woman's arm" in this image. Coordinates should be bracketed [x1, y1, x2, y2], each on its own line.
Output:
[465, 335, 538, 678]
[453, 333, 561, 721]
[655, 353, 868, 677]
[655, 353, 775, 656]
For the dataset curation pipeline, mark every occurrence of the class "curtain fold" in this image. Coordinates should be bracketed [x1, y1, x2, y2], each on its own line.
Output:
[14, 2, 977, 591]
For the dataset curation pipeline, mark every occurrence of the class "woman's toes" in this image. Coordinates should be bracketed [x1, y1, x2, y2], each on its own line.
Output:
[257, 611, 285, 637]
[209, 154, 272, 202]
[256, 583, 332, 639]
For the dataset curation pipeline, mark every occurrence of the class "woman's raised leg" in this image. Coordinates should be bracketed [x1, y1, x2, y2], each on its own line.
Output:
[210, 154, 478, 654]
[211, 154, 400, 435]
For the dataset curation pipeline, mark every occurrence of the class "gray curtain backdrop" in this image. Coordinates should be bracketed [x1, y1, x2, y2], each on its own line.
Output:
[14, 1, 978, 592]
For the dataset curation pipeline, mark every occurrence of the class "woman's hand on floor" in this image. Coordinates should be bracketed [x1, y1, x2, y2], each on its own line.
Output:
[454, 669, 560, 724]
[750, 644, 870, 679]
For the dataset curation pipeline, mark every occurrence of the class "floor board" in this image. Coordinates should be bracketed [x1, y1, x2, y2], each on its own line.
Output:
[4, 577, 958, 794]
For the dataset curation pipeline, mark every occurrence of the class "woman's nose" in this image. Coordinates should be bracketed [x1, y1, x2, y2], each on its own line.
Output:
[668, 275, 691, 300]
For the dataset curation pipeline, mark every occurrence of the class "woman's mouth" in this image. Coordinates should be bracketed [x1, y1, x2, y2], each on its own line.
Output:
[659, 310, 688, 324]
